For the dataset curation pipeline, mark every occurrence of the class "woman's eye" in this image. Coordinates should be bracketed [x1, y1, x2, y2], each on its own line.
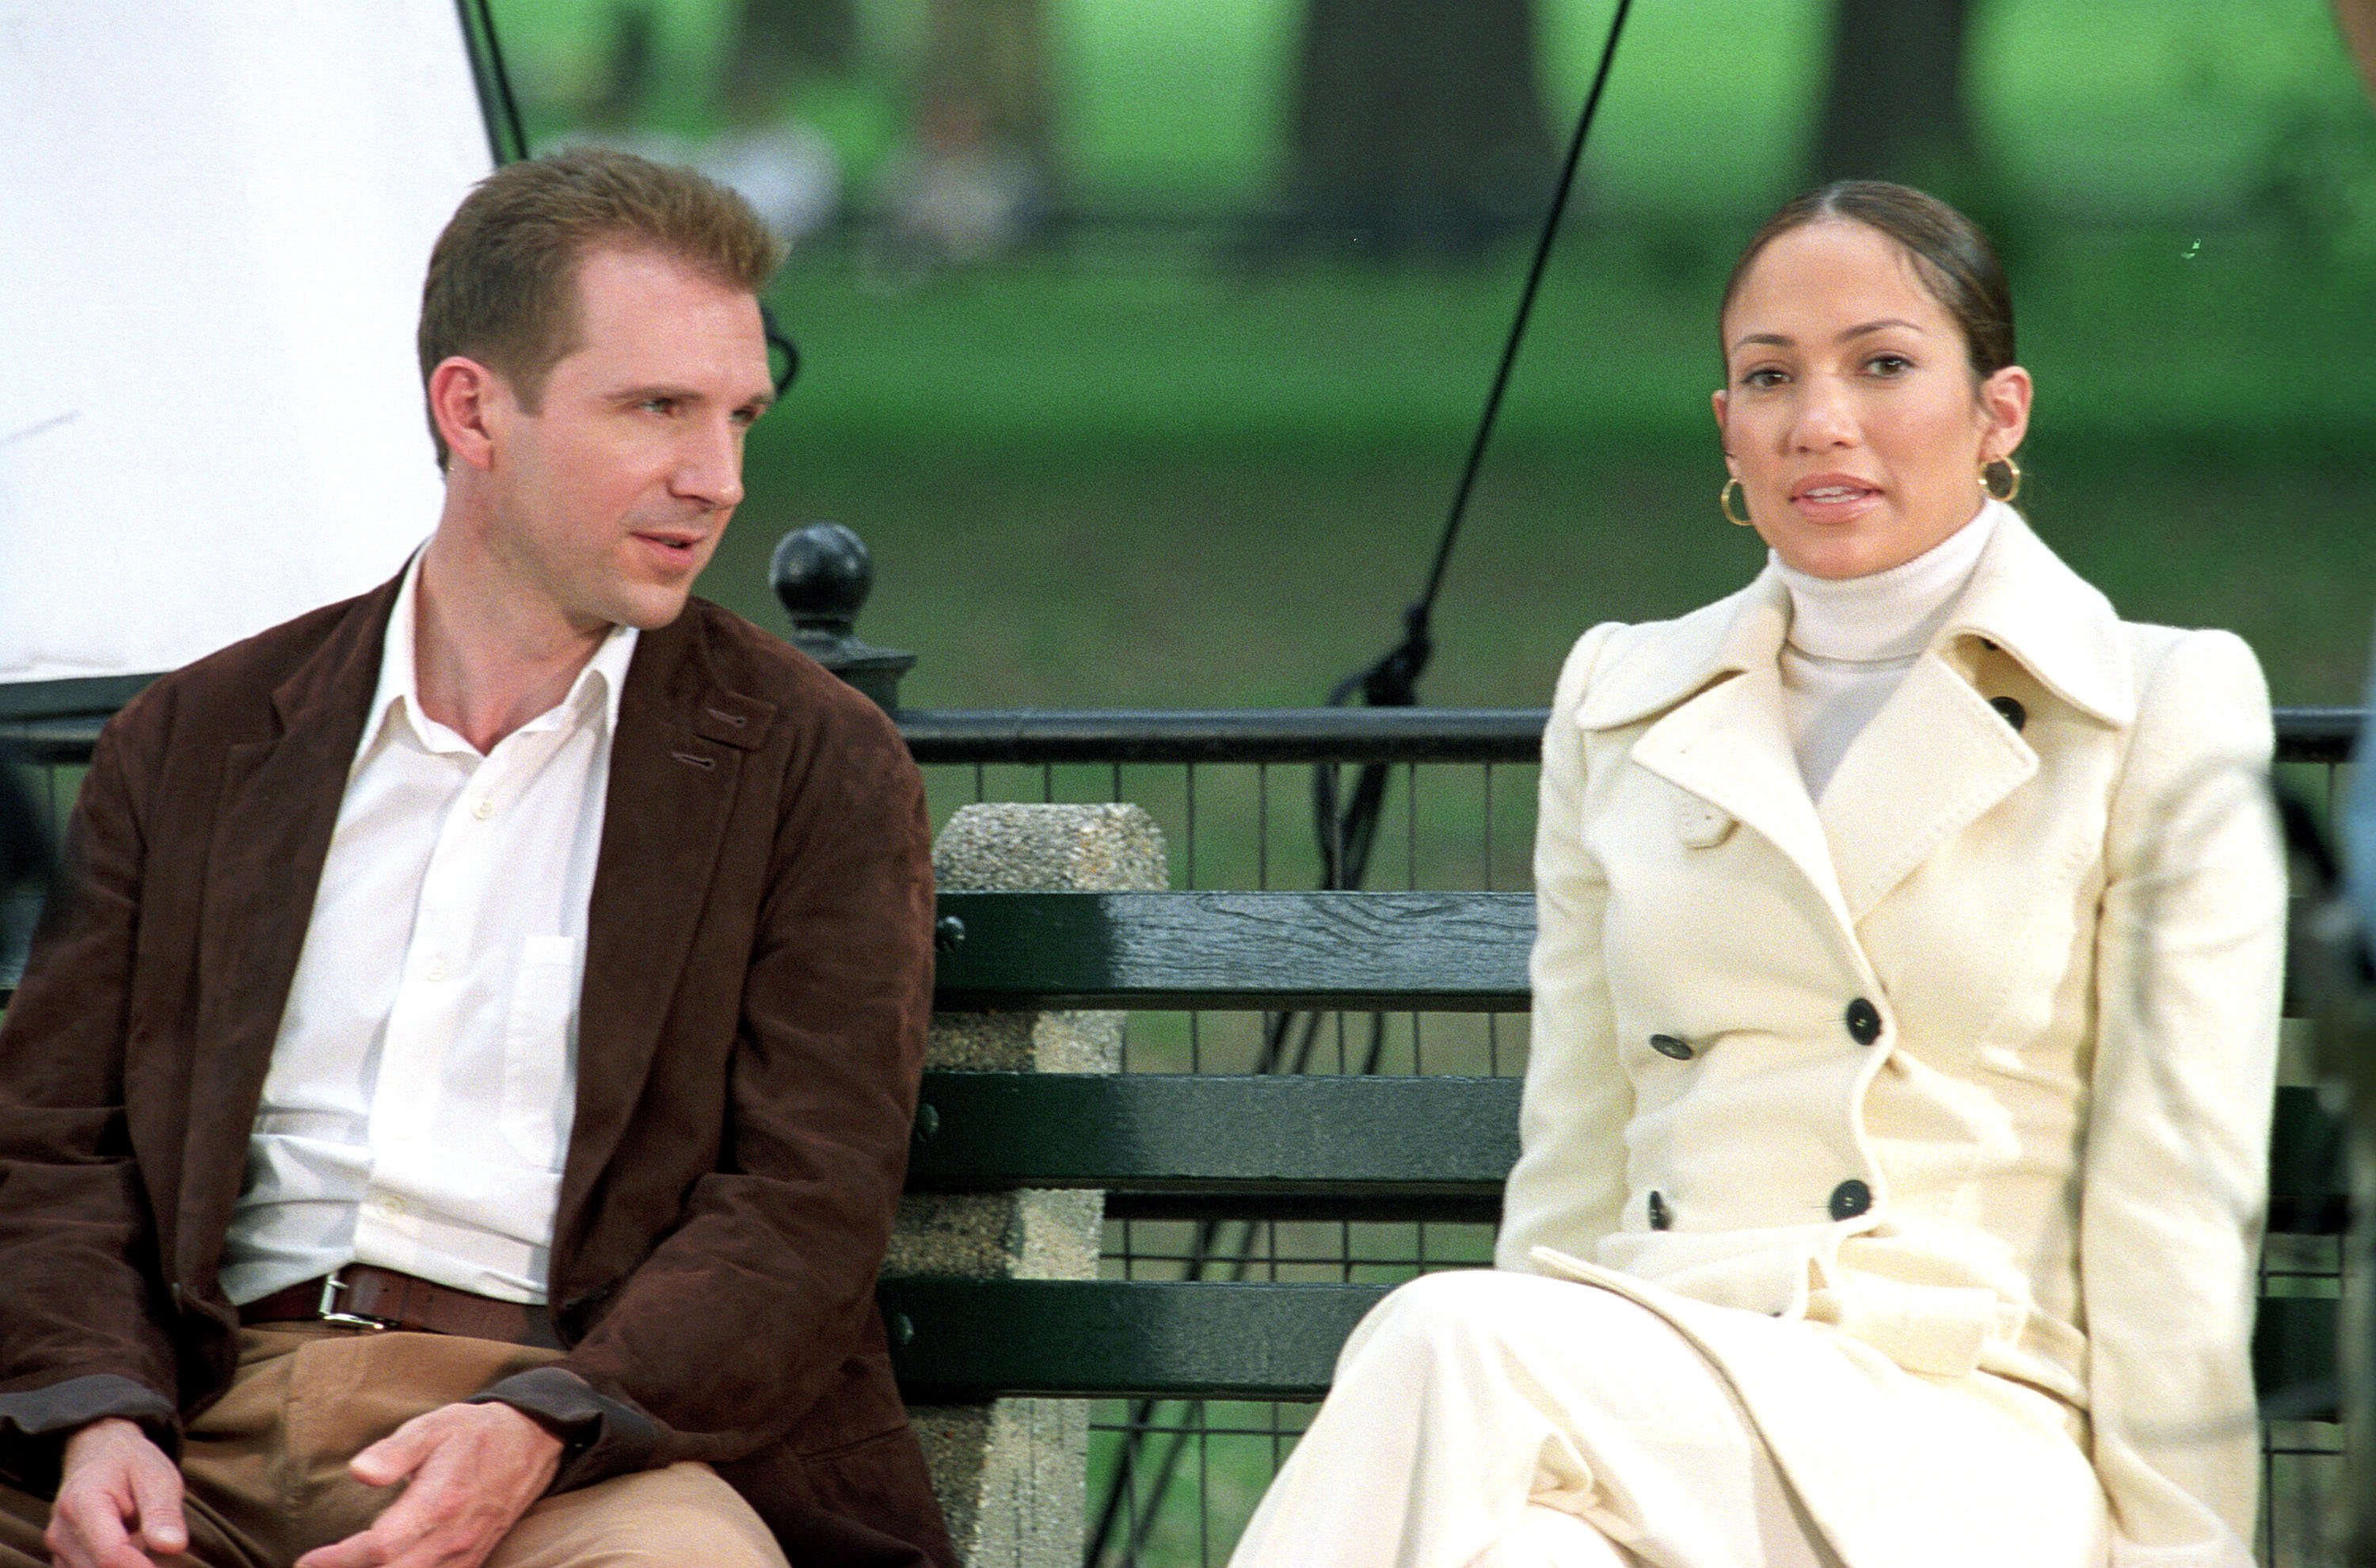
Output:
[1741, 367, 1785, 390]
[1864, 353, 1912, 377]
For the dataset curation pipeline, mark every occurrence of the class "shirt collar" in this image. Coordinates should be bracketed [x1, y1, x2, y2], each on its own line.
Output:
[360, 547, 642, 762]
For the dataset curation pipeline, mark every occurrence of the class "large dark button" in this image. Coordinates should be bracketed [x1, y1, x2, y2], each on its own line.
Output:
[1844, 998, 1882, 1046]
[1649, 1033, 1694, 1061]
[1990, 695, 2028, 733]
[1647, 1191, 1671, 1231]
[1829, 1179, 1872, 1221]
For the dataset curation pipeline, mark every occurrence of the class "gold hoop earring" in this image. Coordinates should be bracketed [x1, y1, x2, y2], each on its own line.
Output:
[1720, 478, 1753, 527]
[1980, 455, 2022, 504]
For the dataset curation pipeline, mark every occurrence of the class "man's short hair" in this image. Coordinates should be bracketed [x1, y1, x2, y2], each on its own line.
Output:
[417, 147, 784, 465]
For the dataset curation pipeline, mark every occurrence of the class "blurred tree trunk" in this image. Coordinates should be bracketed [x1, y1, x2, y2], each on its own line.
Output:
[1291, 0, 1553, 253]
[919, 0, 1053, 162]
[1811, 0, 1974, 185]
[724, 0, 858, 121]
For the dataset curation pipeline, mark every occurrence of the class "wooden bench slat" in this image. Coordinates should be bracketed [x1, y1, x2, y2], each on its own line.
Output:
[908, 1072, 1521, 1194]
[881, 1277, 2340, 1418]
[911, 1074, 2344, 1238]
[931, 891, 1534, 1011]
[2269, 1084, 2347, 1235]
[2254, 1294, 2339, 1421]
[880, 1278, 1388, 1401]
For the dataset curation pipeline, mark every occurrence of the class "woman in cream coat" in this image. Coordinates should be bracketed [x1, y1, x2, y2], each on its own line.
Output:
[1229, 184, 2283, 1568]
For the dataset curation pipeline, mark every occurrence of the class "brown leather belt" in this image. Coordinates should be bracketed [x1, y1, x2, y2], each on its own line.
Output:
[239, 1265, 558, 1347]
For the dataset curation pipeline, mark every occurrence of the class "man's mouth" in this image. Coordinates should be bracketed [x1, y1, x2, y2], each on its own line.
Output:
[628, 531, 710, 576]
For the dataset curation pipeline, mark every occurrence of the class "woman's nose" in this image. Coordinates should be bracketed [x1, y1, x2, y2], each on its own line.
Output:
[1788, 376, 1860, 452]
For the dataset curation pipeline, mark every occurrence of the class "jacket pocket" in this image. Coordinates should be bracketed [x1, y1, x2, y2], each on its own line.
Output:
[500, 934, 579, 1168]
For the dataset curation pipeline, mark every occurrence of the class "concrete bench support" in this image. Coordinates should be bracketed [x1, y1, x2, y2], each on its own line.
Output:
[893, 803, 1167, 1568]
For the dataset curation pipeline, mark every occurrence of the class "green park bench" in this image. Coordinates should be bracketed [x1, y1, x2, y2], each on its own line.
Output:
[886, 885, 2348, 1548]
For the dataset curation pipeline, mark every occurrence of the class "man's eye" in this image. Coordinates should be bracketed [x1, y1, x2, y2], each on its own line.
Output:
[640, 398, 677, 415]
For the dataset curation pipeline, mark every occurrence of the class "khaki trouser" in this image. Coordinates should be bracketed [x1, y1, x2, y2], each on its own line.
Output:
[0, 1324, 789, 1568]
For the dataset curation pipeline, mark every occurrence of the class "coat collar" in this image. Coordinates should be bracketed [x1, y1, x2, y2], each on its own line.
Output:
[1575, 504, 2130, 736]
[1936, 502, 2132, 728]
[1571, 507, 2133, 940]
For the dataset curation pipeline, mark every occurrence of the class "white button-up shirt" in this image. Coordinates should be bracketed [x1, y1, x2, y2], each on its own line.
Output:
[220, 553, 638, 1306]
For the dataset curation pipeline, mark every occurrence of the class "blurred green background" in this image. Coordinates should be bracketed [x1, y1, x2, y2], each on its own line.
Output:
[485, 0, 2376, 710]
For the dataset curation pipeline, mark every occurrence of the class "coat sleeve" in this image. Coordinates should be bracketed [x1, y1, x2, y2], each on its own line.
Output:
[477, 691, 936, 1489]
[2082, 628, 2284, 1568]
[0, 697, 183, 1470]
[1496, 623, 1634, 1273]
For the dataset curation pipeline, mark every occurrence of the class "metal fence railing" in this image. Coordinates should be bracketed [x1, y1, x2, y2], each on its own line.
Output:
[0, 703, 2361, 1566]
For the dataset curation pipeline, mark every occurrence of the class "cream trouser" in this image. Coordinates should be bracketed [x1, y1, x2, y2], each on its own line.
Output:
[1228, 1268, 2099, 1568]
[0, 1323, 789, 1568]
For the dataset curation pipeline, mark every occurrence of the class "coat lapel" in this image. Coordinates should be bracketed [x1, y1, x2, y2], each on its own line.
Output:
[1814, 652, 2036, 925]
[1588, 573, 1856, 940]
[561, 612, 773, 1226]
[1817, 508, 2134, 925]
[177, 583, 397, 1285]
[1630, 664, 1856, 940]
[1578, 507, 2134, 946]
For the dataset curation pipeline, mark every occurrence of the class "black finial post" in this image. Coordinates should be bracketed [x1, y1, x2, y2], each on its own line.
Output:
[771, 523, 916, 712]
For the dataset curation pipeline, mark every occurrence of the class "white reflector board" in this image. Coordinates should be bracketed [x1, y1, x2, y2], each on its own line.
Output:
[0, 5, 494, 698]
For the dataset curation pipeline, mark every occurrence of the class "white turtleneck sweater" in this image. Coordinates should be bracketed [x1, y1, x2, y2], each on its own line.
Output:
[1774, 500, 2007, 799]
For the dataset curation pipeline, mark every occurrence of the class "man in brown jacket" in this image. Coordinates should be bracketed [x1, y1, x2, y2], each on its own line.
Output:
[0, 150, 952, 1568]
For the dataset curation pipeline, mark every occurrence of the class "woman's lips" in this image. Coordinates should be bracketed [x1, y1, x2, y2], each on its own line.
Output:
[1788, 478, 1883, 521]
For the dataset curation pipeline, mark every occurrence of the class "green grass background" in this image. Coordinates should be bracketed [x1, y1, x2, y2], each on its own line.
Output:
[489, 0, 2376, 715]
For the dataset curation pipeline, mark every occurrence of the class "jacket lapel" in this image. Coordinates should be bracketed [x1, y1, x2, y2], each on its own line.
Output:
[1630, 664, 1855, 940]
[561, 611, 773, 1227]
[1816, 508, 2134, 925]
[1588, 573, 1856, 940]
[178, 582, 397, 1286]
[1577, 507, 2133, 946]
[1814, 652, 2035, 925]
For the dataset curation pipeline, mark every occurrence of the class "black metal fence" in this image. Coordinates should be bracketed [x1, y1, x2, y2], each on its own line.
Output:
[0, 704, 2359, 1566]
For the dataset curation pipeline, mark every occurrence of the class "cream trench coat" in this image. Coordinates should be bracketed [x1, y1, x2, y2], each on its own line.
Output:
[1495, 506, 2284, 1568]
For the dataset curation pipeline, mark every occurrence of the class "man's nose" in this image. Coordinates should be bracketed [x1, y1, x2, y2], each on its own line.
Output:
[672, 420, 746, 510]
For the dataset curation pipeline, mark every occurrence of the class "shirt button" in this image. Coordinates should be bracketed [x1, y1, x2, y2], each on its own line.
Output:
[1648, 1033, 1695, 1061]
[1647, 1191, 1672, 1231]
[472, 798, 495, 820]
[1828, 1180, 1872, 1221]
[1845, 998, 1882, 1045]
[424, 957, 449, 983]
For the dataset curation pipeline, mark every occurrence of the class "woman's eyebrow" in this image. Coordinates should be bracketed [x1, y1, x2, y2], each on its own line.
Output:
[1727, 317, 1927, 355]
[1837, 318, 1925, 341]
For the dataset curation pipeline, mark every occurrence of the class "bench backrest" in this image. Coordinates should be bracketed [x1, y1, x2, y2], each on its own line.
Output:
[892, 889, 2344, 1418]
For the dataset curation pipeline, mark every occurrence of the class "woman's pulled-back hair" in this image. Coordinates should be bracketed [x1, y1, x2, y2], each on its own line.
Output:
[1719, 181, 2015, 377]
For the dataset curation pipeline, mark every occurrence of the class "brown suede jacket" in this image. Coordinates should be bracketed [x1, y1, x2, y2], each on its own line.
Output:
[0, 574, 954, 1566]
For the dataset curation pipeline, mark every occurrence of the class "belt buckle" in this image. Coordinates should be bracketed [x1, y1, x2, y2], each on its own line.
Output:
[316, 1269, 395, 1330]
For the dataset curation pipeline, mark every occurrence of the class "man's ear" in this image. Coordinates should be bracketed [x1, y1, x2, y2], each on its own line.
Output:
[428, 357, 505, 472]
